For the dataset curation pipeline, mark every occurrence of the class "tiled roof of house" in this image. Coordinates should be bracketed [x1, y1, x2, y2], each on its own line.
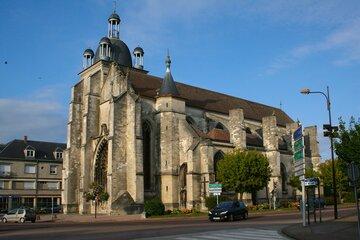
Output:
[0, 139, 66, 161]
[128, 70, 294, 126]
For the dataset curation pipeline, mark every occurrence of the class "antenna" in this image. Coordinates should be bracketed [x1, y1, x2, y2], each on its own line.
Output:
[280, 101, 283, 110]
[167, 48, 170, 57]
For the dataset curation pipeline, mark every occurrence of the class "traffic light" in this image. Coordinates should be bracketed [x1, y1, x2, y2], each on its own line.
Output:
[323, 124, 338, 137]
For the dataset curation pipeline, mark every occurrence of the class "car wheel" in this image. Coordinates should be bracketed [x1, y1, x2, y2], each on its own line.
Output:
[2, 218, 7, 223]
[31, 219, 36, 223]
[243, 212, 248, 220]
[19, 217, 25, 223]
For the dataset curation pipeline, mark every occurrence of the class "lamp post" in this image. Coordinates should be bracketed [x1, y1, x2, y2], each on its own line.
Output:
[300, 86, 338, 219]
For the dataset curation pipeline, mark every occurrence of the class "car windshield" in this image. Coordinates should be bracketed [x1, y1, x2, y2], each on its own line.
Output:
[7, 209, 17, 214]
[217, 202, 233, 208]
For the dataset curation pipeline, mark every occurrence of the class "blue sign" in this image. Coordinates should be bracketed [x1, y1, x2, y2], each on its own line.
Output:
[293, 126, 302, 141]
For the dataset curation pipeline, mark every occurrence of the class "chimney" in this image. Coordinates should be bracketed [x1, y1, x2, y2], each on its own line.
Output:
[23, 135, 28, 143]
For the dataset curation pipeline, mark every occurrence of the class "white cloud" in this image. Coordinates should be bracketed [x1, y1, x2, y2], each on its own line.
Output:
[265, 18, 360, 74]
[0, 85, 67, 144]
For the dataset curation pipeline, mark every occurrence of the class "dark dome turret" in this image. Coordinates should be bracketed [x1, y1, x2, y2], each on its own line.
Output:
[99, 37, 111, 45]
[108, 13, 120, 23]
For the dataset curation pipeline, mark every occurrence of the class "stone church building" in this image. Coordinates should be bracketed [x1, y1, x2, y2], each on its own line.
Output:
[62, 11, 321, 215]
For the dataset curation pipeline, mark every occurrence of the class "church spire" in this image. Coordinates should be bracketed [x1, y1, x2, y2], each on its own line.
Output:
[159, 52, 180, 97]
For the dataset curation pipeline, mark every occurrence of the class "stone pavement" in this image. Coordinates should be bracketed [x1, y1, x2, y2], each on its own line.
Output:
[282, 213, 359, 240]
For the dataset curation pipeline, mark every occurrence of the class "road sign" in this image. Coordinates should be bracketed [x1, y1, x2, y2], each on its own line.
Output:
[295, 164, 305, 172]
[348, 162, 360, 183]
[295, 168, 305, 177]
[209, 183, 222, 194]
[304, 178, 319, 187]
[293, 138, 303, 152]
[294, 150, 304, 161]
[293, 126, 302, 141]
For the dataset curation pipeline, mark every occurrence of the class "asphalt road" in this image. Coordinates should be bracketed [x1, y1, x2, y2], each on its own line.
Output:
[0, 207, 355, 240]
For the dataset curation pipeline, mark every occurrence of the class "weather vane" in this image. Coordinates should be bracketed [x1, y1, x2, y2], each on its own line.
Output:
[113, 1, 117, 13]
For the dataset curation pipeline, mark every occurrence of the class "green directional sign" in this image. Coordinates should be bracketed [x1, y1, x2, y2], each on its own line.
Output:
[294, 150, 304, 161]
[293, 138, 303, 152]
[209, 183, 222, 189]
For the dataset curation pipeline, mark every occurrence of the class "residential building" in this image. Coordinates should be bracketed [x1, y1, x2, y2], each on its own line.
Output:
[0, 136, 65, 211]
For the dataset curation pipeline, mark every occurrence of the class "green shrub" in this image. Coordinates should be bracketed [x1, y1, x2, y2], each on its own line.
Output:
[144, 198, 165, 217]
[343, 191, 356, 203]
[256, 203, 270, 210]
[324, 196, 337, 205]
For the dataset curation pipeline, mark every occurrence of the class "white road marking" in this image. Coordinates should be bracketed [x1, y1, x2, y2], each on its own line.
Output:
[149, 228, 289, 240]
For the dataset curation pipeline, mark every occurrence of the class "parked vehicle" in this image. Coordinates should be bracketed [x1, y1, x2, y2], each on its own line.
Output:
[39, 205, 62, 214]
[208, 201, 248, 221]
[2, 208, 36, 223]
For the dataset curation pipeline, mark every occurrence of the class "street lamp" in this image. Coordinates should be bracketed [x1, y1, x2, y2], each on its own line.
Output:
[300, 86, 338, 219]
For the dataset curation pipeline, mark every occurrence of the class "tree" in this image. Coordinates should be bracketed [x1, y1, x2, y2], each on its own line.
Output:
[335, 117, 360, 165]
[288, 168, 319, 199]
[84, 182, 109, 218]
[318, 159, 348, 199]
[216, 150, 271, 202]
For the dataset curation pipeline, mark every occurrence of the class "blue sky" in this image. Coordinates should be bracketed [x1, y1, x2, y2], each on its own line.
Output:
[0, 0, 359, 159]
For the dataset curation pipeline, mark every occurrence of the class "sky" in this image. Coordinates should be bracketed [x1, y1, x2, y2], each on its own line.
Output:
[0, 0, 359, 159]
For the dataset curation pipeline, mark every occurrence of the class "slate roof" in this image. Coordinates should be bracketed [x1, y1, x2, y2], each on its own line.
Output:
[0, 139, 66, 161]
[0, 144, 5, 152]
[128, 70, 294, 126]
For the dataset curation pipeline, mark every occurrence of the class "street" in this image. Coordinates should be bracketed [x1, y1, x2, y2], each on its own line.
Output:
[0, 207, 355, 240]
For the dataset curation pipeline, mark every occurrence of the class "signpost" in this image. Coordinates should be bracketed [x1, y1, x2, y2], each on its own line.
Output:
[292, 125, 306, 227]
[209, 183, 222, 205]
[348, 162, 360, 240]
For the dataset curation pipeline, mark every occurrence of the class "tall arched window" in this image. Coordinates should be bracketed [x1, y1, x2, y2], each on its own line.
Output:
[215, 122, 226, 130]
[142, 121, 152, 191]
[94, 140, 108, 188]
[213, 151, 224, 182]
[281, 163, 287, 193]
[179, 163, 187, 208]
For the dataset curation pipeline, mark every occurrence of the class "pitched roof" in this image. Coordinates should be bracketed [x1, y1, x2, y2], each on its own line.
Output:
[128, 70, 294, 126]
[0, 144, 5, 152]
[0, 139, 66, 161]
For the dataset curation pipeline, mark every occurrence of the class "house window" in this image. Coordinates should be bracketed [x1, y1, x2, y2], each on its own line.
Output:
[0, 164, 10, 176]
[50, 165, 57, 175]
[55, 152, 63, 159]
[26, 150, 35, 158]
[0, 181, 4, 189]
[24, 164, 36, 174]
[24, 181, 36, 190]
[47, 182, 59, 190]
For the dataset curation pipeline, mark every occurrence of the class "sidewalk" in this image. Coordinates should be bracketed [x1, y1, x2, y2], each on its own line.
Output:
[282, 214, 359, 240]
[36, 213, 145, 223]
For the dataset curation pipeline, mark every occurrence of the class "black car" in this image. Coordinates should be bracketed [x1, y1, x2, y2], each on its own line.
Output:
[208, 201, 248, 221]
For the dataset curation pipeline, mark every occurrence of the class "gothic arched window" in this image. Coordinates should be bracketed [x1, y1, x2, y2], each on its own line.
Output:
[179, 163, 187, 208]
[94, 140, 108, 188]
[215, 122, 226, 130]
[179, 163, 187, 189]
[214, 151, 225, 182]
[142, 121, 152, 191]
[186, 116, 195, 125]
[281, 163, 287, 193]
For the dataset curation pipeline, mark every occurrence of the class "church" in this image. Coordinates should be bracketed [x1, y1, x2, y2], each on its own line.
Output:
[62, 11, 321, 215]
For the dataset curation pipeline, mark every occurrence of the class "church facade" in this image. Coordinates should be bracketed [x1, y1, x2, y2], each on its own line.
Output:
[62, 11, 321, 215]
